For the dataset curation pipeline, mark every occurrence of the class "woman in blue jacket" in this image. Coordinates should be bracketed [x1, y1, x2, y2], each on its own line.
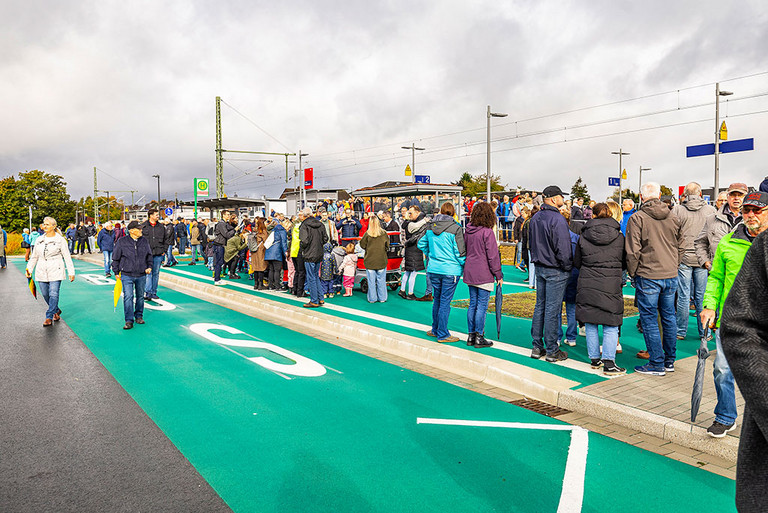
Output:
[264, 219, 289, 290]
[418, 202, 466, 343]
[97, 222, 116, 277]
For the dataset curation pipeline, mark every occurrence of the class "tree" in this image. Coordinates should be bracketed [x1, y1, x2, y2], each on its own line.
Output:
[660, 185, 673, 197]
[452, 172, 507, 198]
[0, 170, 76, 232]
[610, 188, 639, 205]
[570, 176, 591, 202]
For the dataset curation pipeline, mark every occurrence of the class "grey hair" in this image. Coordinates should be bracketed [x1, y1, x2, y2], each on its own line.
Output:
[300, 207, 313, 216]
[43, 216, 57, 228]
[684, 182, 702, 197]
[640, 182, 661, 200]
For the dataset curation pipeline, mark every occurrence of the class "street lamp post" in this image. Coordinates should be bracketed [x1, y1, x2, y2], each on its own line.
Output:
[486, 105, 508, 203]
[152, 174, 161, 212]
[402, 144, 425, 183]
[714, 83, 733, 196]
[611, 149, 630, 205]
[638, 166, 651, 204]
[298, 151, 309, 207]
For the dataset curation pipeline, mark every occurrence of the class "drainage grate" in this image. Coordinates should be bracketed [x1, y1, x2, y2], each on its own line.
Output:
[509, 398, 571, 418]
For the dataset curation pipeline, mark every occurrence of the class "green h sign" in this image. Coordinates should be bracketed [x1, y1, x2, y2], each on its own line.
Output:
[194, 178, 209, 217]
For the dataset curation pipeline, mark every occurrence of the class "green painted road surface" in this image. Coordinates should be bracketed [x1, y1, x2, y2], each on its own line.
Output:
[161, 257, 705, 389]
[16, 259, 735, 511]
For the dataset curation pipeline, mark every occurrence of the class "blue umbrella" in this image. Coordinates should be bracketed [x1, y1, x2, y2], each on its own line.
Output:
[495, 281, 503, 339]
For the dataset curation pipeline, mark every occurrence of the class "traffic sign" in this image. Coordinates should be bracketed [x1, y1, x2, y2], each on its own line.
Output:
[404, 164, 412, 177]
[304, 168, 314, 189]
[414, 175, 430, 184]
[719, 121, 728, 141]
[608, 177, 621, 187]
[621, 169, 627, 180]
[164, 207, 173, 217]
[195, 178, 209, 197]
[686, 138, 754, 157]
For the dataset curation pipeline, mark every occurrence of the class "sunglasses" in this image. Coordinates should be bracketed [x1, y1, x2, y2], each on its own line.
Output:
[742, 205, 767, 214]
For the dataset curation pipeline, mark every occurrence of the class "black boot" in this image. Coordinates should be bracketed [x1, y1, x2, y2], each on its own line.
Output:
[256, 272, 264, 290]
[466, 332, 477, 346]
[474, 333, 493, 348]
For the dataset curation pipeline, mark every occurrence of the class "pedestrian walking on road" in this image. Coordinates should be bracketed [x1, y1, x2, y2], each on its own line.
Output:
[574, 203, 626, 374]
[359, 213, 390, 303]
[418, 202, 466, 343]
[529, 185, 572, 362]
[21, 228, 32, 262]
[463, 202, 503, 348]
[719, 193, 768, 512]
[76, 223, 89, 254]
[25, 217, 75, 326]
[625, 182, 684, 376]
[112, 220, 153, 330]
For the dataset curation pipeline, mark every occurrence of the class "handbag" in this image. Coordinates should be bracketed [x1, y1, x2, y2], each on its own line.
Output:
[263, 231, 276, 250]
[21, 241, 31, 248]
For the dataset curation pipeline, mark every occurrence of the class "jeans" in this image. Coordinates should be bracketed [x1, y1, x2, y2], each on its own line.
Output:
[713, 330, 737, 425]
[68, 239, 75, 253]
[165, 244, 177, 265]
[635, 276, 678, 369]
[424, 258, 433, 295]
[676, 264, 708, 338]
[190, 244, 203, 262]
[38, 280, 62, 319]
[102, 250, 112, 274]
[504, 221, 514, 241]
[213, 245, 225, 281]
[145, 255, 163, 296]
[528, 252, 536, 288]
[366, 268, 387, 302]
[585, 323, 619, 361]
[531, 266, 569, 355]
[121, 274, 146, 323]
[304, 261, 321, 304]
[428, 273, 460, 340]
[401, 270, 418, 295]
[515, 242, 523, 266]
[467, 285, 491, 334]
[561, 301, 577, 342]
[178, 237, 187, 256]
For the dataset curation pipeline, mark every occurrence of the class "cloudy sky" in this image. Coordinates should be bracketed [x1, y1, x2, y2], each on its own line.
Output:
[2, 0, 767, 206]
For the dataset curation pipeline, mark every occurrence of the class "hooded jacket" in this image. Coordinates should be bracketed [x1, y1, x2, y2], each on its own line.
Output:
[264, 223, 288, 261]
[574, 217, 625, 326]
[417, 214, 466, 276]
[402, 213, 428, 272]
[299, 216, 329, 263]
[213, 219, 235, 246]
[672, 195, 716, 267]
[529, 203, 572, 271]
[694, 203, 742, 267]
[702, 224, 753, 328]
[462, 223, 503, 286]
[625, 198, 684, 279]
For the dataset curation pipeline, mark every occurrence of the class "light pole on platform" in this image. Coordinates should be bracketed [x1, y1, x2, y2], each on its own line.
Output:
[486, 105, 507, 203]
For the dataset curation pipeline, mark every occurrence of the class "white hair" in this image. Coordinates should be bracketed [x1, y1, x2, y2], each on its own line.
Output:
[684, 182, 702, 197]
[43, 216, 57, 228]
[300, 207, 313, 216]
[640, 182, 661, 200]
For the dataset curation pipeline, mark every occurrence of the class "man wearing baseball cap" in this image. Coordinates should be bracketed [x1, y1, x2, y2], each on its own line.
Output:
[695, 182, 747, 271]
[529, 185, 572, 362]
[112, 221, 153, 330]
[718, 191, 768, 509]
[701, 191, 768, 439]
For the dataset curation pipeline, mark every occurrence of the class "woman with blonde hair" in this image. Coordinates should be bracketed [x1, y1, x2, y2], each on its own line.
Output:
[359, 212, 390, 302]
[25, 217, 75, 326]
[248, 218, 269, 289]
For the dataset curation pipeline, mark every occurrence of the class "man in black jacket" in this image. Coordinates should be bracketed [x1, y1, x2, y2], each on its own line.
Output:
[213, 211, 235, 285]
[141, 209, 170, 300]
[299, 208, 328, 307]
[112, 221, 153, 330]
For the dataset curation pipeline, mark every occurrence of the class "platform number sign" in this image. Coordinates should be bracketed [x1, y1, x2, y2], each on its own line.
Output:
[195, 178, 209, 198]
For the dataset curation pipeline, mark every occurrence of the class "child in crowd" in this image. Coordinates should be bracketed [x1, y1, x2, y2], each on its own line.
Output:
[319, 242, 338, 298]
[331, 244, 347, 294]
[339, 243, 358, 297]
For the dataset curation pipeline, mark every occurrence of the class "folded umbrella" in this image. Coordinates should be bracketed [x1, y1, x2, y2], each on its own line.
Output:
[113, 273, 122, 311]
[495, 281, 503, 339]
[28, 277, 37, 299]
[690, 327, 711, 422]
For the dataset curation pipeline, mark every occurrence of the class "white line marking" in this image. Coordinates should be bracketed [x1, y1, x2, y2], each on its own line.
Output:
[162, 266, 610, 378]
[417, 418, 588, 513]
[217, 345, 292, 380]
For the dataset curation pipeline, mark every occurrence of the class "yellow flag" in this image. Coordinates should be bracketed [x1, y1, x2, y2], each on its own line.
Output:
[113, 273, 122, 310]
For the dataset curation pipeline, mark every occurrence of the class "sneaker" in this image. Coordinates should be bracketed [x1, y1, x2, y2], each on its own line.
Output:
[398, 290, 408, 299]
[546, 350, 569, 362]
[531, 347, 546, 359]
[603, 360, 626, 375]
[590, 358, 603, 369]
[706, 421, 737, 438]
[437, 336, 460, 343]
[564, 339, 576, 347]
[634, 364, 665, 376]
[214, 281, 223, 286]
[123, 322, 134, 330]
[406, 294, 418, 300]
[664, 362, 675, 372]
[418, 293, 433, 302]
[578, 326, 586, 337]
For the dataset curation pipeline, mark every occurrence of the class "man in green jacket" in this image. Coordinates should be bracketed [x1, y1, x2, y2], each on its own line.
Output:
[701, 191, 768, 437]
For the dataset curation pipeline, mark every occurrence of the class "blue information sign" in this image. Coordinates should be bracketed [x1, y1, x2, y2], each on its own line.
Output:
[687, 138, 754, 158]
[165, 207, 174, 216]
[414, 175, 431, 184]
[608, 177, 621, 187]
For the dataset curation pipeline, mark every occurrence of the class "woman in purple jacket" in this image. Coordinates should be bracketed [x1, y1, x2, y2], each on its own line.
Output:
[463, 202, 504, 348]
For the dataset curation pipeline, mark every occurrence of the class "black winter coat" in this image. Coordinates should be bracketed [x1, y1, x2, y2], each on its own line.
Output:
[299, 216, 329, 263]
[142, 220, 170, 256]
[574, 218, 625, 326]
[402, 214, 428, 272]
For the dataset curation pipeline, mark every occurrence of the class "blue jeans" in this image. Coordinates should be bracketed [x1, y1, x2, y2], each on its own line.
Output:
[467, 285, 491, 334]
[366, 268, 387, 302]
[635, 276, 678, 369]
[190, 244, 203, 262]
[304, 261, 322, 304]
[515, 242, 523, 266]
[531, 266, 569, 355]
[213, 245, 225, 281]
[585, 323, 620, 361]
[102, 250, 112, 274]
[38, 280, 62, 319]
[428, 273, 460, 340]
[68, 239, 75, 253]
[121, 274, 146, 323]
[424, 258, 433, 295]
[676, 264, 708, 338]
[528, 252, 536, 288]
[145, 255, 163, 296]
[165, 244, 177, 265]
[178, 237, 187, 255]
[713, 330, 737, 425]
[560, 301, 576, 342]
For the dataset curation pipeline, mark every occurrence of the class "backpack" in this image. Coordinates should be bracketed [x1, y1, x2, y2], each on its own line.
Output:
[263, 231, 276, 250]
